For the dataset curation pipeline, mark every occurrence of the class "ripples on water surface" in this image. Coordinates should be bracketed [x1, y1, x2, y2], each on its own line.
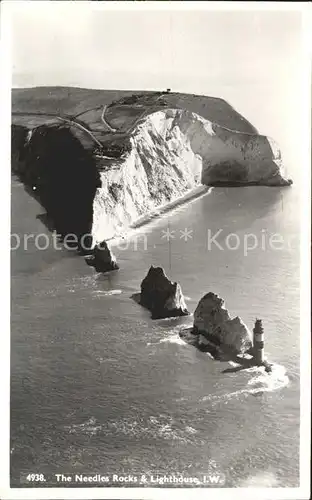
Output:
[11, 178, 300, 487]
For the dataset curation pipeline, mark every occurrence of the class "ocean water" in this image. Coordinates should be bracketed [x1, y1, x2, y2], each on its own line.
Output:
[11, 167, 300, 487]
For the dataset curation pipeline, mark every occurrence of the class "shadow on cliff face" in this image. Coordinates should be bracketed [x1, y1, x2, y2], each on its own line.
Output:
[202, 160, 249, 185]
[12, 124, 101, 249]
[11, 124, 29, 177]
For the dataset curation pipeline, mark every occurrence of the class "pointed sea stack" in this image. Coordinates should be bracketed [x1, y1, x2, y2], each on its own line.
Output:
[137, 266, 189, 319]
[92, 241, 119, 273]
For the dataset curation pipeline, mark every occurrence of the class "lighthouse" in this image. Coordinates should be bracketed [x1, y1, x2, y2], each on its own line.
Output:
[253, 319, 264, 365]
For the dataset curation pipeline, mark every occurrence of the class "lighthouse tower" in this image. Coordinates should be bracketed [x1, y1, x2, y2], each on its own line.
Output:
[253, 319, 264, 365]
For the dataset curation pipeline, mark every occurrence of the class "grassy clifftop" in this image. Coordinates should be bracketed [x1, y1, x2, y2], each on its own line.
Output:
[12, 86, 257, 135]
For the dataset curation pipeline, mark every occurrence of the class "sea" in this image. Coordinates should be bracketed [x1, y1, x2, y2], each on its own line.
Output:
[10, 87, 302, 488]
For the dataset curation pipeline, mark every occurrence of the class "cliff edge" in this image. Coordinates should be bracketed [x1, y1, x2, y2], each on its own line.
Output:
[11, 88, 292, 244]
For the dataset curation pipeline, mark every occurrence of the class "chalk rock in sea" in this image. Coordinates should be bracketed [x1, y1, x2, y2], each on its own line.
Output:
[138, 266, 189, 319]
[193, 292, 252, 354]
[92, 241, 119, 272]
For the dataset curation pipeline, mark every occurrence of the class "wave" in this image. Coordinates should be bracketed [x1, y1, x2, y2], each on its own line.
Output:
[52, 274, 123, 296]
[95, 356, 117, 364]
[64, 417, 102, 436]
[159, 332, 188, 346]
[202, 363, 289, 404]
[228, 360, 241, 368]
[238, 470, 280, 487]
[91, 289, 122, 296]
[64, 414, 200, 445]
[246, 363, 289, 393]
[146, 322, 193, 347]
[32, 275, 99, 297]
[157, 324, 193, 346]
[148, 323, 289, 400]
[146, 334, 187, 347]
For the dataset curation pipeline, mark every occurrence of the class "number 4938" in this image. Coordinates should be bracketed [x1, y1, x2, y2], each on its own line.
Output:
[26, 473, 46, 482]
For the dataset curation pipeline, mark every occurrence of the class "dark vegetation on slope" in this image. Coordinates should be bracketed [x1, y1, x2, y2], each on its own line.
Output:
[110, 91, 166, 107]
[94, 135, 132, 159]
[206, 161, 249, 185]
[12, 86, 258, 135]
[103, 91, 259, 134]
[12, 86, 259, 170]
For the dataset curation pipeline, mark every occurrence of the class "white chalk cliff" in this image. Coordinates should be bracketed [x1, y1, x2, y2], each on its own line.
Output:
[11, 89, 292, 245]
[92, 108, 291, 243]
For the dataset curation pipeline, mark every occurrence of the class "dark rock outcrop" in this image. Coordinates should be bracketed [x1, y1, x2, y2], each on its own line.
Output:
[11, 124, 29, 178]
[136, 265, 189, 319]
[89, 241, 119, 273]
[11, 123, 101, 246]
[193, 292, 252, 354]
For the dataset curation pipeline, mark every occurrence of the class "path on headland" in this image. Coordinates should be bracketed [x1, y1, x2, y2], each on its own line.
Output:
[12, 91, 259, 163]
[101, 105, 117, 132]
[101, 93, 167, 135]
[101, 93, 259, 139]
[12, 111, 104, 148]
